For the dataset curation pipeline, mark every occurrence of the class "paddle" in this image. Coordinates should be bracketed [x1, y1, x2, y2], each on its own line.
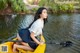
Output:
[0, 34, 73, 47]
[0, 39, 73, 47]
[48, 41, 73, 47]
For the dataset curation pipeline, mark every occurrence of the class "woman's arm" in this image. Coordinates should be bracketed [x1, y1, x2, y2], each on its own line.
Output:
[30, 32, 40, 44]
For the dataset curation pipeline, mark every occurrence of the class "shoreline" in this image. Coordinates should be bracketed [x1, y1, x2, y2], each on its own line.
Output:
[0, 7, 80, 15]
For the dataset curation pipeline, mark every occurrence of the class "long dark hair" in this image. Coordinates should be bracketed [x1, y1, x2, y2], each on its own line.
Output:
[28, 7, 48, 28]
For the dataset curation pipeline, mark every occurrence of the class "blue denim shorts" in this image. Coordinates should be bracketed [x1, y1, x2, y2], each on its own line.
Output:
[18, 28, 38, 49]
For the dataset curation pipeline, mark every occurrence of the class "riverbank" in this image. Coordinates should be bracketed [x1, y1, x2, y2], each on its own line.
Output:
[0, 7, 80, 15]
[0, 0, 80, 15]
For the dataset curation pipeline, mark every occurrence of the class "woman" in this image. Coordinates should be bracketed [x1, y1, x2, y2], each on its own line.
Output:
[13, 7, 48, 53]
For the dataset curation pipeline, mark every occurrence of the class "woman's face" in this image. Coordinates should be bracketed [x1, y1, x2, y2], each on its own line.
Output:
[40, 9, 48, 19]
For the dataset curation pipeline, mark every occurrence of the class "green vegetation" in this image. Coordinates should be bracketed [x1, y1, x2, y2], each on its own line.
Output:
[10, 0, 27, 12]
[0, 0, 7, 10]
[39, 0, 77, 13]
[0, 0, 27, 13]
[0, 0, 80, 14]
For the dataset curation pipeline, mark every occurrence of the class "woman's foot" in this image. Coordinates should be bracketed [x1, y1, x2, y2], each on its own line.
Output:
[13, 44, 18, 53]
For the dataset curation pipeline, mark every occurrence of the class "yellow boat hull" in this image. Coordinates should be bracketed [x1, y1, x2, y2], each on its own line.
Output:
[0, 35, 46, 53]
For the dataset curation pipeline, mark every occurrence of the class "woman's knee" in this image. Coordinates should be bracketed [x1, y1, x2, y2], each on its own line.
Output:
[13, 44, 17, 49]
[21, 42, 29, 46]
[17, 33, 22, 41]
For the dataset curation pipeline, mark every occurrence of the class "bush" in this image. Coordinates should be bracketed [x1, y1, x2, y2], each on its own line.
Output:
[67, 4, 74, 11]
[39, 0, 49, 6]
[0, 0, 7, 10]
[59, 4, 69, 12]
[0, 0, 27, 13]
[50, 3, 74, 13]
[50, 4, 59, 13]
[39, 0, 75, 13]
[10, 0, 27, 12]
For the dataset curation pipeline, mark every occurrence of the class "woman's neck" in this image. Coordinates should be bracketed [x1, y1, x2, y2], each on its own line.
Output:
[39, 17, 44, 21]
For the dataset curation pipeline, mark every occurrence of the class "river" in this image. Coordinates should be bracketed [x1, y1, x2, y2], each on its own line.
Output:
[0, 13, 80, 53]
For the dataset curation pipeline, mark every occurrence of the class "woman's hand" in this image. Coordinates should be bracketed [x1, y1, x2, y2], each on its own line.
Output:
[39, 40, 45, 45]
[39, 34, 45, 45]
[39, 42, 44, 45]
[30, 32, 45, 45]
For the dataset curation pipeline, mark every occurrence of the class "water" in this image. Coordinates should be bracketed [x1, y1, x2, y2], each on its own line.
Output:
[0, 13, 80, 53]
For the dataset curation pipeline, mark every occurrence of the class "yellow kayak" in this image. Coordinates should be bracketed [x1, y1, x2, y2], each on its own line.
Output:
[0, 35, 46, 53]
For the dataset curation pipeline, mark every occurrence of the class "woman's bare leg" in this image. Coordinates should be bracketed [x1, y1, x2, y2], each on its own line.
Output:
[13, 44, 34, 53]
[21, 42, 29, 46]
[13, 33, 34, 53]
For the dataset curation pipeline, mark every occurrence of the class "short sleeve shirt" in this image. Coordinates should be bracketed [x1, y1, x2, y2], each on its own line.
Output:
[29, 19, 44, 37]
